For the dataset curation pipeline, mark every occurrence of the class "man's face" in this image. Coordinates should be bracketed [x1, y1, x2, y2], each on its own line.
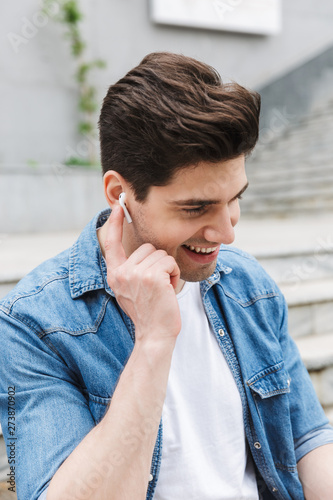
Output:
[123, 155, 247, 284]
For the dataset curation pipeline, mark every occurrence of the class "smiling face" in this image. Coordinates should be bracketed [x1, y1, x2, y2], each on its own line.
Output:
[121, 155, 247, 288]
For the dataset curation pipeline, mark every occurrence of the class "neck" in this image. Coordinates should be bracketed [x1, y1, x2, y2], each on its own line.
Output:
[97, 222, 108, 259]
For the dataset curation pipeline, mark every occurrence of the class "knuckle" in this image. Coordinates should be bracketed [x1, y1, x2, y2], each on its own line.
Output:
[108, 268, 124, 287]
[142, 271, 155, 286]
[142, 243, 156, 253]
[104, 238, 114, 253]
[164, 255, 177, 266]
[131, 267, 141, 281]
[155, 249, 168, 258]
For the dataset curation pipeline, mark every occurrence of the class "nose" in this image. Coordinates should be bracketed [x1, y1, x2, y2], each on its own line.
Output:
[202, 205, 238, 245]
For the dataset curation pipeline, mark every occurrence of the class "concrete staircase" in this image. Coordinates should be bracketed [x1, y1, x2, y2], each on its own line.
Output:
[242, 101, 333, 218]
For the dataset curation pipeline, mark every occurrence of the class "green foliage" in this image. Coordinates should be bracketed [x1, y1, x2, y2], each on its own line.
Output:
[27, 159, 39, 169]
[65, 156, 100, 169]
[43, 0, 106, 166]
[65, 26, 86, 57]
[76, 60, 106, 84]
[79, 86, 97, 113]
[61, 1, 83, 24]
[65, 156, 92, 167]
[78, 121, 94, 135]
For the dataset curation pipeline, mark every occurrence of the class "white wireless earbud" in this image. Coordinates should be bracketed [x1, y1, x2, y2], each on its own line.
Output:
[118, 192, 132, 223]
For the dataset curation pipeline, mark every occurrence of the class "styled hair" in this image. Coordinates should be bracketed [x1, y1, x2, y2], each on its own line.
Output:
[99, 52, 260, 201]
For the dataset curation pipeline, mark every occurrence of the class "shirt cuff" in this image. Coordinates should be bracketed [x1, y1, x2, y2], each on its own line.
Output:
[295, 423, 333, 462]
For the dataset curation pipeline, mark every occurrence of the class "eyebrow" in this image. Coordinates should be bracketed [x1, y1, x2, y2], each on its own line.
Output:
[168, 182, 249, 206]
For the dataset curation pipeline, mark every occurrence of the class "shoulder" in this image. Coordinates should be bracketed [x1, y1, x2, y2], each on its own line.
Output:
[215, 245, 281, 304]
[217, 245, 275, 283]
[0, 248, 71, 323]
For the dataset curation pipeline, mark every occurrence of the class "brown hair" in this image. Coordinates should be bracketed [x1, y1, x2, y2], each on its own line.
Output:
[99, 52, 260, 201]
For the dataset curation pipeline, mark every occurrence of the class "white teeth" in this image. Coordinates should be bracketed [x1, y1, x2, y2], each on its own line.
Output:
[185, 245, 218, 254]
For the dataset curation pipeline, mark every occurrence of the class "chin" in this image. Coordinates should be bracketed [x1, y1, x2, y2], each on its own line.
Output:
[180, 263, 217, 283]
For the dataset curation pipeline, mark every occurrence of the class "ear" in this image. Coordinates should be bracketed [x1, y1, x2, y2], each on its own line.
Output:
[103, 171, 130, 208]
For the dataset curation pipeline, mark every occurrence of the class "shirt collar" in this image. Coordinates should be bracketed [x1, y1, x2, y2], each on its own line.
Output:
[69, 209, 233, 299]
[69, 208, 114, 299]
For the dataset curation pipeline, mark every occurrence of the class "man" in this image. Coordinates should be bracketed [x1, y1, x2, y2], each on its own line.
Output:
[1, 52, 333, 500]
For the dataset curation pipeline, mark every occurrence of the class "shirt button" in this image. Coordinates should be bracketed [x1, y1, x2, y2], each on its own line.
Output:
[149, 474, 153, 481]
[254, 441, 261, 449]
[272, 487, 278, 492]
[218, 328, 225, 336]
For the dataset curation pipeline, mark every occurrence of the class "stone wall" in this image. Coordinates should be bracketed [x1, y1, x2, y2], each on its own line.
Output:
[2, 0, 333, 167]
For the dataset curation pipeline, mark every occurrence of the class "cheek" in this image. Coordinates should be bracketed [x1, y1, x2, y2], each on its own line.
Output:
[160, 219, 199, 247]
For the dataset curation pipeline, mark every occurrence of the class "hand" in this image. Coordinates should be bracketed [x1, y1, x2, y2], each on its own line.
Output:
[104, 205, 182, 344]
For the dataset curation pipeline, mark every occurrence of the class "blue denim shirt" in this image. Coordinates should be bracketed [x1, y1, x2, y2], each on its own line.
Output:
[1, 209, 333, 500]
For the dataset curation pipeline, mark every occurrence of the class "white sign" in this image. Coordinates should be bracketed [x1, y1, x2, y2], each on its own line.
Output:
[150, 0, 282, 36]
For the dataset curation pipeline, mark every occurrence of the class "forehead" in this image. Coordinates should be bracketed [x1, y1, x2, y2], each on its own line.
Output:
[158, 156, 246, 201]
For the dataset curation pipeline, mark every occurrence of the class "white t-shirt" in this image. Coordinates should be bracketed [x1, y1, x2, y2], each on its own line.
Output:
[154, 281, 259, 500]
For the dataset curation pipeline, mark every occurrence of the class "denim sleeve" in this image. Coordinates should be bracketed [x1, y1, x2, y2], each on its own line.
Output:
[0, 311, 96, 500]
[277, 293, 332, 455]
[294, 423, 333, 462]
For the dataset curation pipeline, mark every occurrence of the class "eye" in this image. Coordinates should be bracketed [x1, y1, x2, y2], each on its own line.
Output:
[230, 194, 243, 204]
[182, 205, 208, 216]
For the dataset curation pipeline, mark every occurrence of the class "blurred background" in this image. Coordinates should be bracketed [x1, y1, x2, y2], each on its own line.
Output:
[1, 0, 333, 495]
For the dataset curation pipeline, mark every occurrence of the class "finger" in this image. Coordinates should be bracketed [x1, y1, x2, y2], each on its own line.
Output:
[129, 248, 168, 271]
[125, 243, 161, 266]
[165, 258, 180, 290]
[150, 255, 180, 290]
[104, 205, 127, 271]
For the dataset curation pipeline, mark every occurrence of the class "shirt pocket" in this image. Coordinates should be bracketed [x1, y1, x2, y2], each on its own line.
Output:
[247, 362, 297, 471]
[247, 361, 291, 399]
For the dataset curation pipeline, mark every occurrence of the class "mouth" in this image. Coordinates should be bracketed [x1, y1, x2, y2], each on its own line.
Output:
[183, 244, 218, 254]
[181, 244, 220, 264]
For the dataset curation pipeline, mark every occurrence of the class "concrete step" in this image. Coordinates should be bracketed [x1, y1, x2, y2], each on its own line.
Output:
[0, 283, 16, 301]
[281, 278, 333, 339]
[242, 202, 333, 218]
[247, 163, 333, 183]
[242, 98, 333, 217]
[234, 215, 333, 284]
[251, 248, 333, 286]
[296, 332, 333, 372]
[0, 231, 79, 299]
[241, 194, 333, 216]
[0, 482, 16, 500]
[325, 407, 333, 426]
[250, 147, 333, 165]
[241, 190, 333, 216]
